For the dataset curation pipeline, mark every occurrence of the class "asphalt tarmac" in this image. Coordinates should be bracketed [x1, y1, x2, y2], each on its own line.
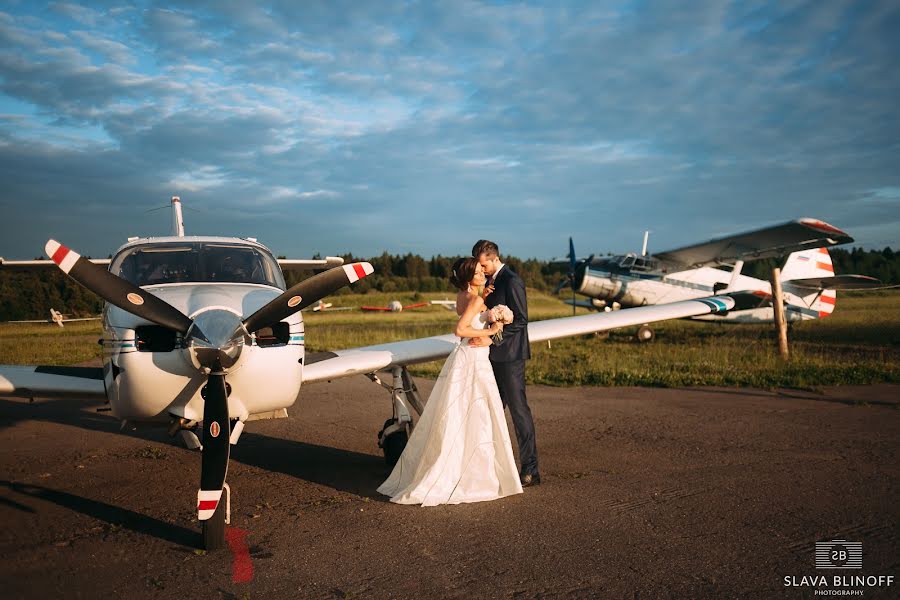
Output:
[1, 378, 898, 599]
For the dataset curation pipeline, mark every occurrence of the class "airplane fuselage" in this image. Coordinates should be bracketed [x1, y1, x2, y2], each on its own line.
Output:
[100, 236, 304, 423]
[574, 254, 827, 323]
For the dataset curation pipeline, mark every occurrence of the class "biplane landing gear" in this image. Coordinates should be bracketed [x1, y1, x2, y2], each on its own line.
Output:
[368, 366, 425, 467]
[636, 324, 655, 343]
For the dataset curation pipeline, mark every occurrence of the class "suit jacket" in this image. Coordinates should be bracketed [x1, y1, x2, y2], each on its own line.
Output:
[485, 265, 531, 362]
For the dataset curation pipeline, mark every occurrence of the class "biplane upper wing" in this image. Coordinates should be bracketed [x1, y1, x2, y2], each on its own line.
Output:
[654, 218, 853, 268]
[302, 292, 764, 383]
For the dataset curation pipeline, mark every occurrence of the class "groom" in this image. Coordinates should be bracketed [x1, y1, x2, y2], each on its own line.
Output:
[471, 240, 540, 487]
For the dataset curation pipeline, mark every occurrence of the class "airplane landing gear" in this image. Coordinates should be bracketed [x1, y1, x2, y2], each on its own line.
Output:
[368, 366, 424, 467]
[378, 418, 408, 467]
[636, 324, 655, 343]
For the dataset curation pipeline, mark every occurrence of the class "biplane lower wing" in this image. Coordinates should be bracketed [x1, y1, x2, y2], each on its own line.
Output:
[302, 292, 763, 383]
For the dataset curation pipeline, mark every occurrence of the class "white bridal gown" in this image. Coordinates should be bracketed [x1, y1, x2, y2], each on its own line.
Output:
[377, 311, 524, 505]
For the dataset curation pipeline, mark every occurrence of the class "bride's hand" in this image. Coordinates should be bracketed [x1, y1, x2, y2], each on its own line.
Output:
[489, 322, 502, 334]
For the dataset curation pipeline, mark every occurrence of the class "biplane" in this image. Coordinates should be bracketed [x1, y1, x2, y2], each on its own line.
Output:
[556, 219, 882, 341]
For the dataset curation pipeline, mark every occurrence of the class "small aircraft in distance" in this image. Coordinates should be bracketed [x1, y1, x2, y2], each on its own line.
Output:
[360, 300, 429, 312]
[430, 299, 457, 311]
[0, 196, 771, 551]
[306, 300, 353, 312]
[9, 308, 101, 327]
[556, 218, 883, 341]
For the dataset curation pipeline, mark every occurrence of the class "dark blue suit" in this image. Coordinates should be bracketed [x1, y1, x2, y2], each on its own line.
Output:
[485, 265, 538, 476]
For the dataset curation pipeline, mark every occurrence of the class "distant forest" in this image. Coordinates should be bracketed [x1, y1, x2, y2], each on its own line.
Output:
[1, 247, 897, 320]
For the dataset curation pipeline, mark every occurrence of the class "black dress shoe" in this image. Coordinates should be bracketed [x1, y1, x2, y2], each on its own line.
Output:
[520, 473, 541, 487]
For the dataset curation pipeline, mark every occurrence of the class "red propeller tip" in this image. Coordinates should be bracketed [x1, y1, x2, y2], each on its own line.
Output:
[345, 262, 374, 282]
[44, 240, 80, 273]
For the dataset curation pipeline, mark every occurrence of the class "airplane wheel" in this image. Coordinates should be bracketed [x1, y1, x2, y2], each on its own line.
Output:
[202, 497, 226, 551]
[636, 325, 655, 343]
[379, 418, 408, 468]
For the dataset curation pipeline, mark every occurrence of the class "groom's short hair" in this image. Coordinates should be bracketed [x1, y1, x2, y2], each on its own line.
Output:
[473, 239, 499, 259]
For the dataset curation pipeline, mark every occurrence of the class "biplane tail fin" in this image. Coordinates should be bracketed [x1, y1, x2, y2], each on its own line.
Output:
[781, 248, 836, 318]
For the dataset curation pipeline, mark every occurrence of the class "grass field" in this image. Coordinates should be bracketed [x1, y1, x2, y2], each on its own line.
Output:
[1, 290, 897, 388]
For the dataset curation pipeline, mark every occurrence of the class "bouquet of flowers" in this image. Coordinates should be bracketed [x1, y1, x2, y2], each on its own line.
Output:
[488, 304, 514, 342]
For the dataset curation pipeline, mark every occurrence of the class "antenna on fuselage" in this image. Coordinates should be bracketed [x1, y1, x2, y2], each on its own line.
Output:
[172, 196, 185, 237]
[641, 230, 650, 256]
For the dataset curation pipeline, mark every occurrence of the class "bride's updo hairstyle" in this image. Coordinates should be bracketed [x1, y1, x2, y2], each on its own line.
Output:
[449, 257, 479, 291]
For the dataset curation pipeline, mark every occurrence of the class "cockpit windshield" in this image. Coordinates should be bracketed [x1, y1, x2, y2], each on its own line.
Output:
[111, 242, 285, 289]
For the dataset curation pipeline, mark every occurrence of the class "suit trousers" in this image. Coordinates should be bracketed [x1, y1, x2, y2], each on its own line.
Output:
[491, 359, 538, 476]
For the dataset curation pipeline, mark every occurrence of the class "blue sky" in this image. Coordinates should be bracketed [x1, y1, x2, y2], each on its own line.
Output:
[1, 1, 898, 261]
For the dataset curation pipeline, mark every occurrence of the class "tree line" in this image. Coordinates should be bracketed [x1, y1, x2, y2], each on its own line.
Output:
[1, 247, 896, 320]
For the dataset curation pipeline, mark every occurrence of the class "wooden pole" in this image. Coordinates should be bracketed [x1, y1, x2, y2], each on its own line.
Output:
[770, 267, 789, 360]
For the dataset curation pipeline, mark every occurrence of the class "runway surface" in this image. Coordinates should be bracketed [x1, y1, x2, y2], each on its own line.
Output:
[1, 378, 898, 598]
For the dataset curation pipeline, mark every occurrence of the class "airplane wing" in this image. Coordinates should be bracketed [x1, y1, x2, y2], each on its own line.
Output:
[401, 302, 429, 310]
[277, 257, 345, 270]
[563, 299, 599, 310]
[0, 366, 106, 400]
[3, 257, 341, 270]
[430, 301, 457, 311]
[0, 258, 111, 268]
[302, 292, 763, 383]
[654, 218, 853, 268]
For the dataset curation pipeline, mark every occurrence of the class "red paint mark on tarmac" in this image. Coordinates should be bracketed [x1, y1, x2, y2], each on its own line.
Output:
[225, 527, 254, 583]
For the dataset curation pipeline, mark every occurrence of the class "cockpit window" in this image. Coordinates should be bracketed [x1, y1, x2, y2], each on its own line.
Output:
[112, 242, 285, 289]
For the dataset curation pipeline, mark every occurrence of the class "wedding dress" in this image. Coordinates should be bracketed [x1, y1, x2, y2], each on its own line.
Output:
[377, 310, 524, 505]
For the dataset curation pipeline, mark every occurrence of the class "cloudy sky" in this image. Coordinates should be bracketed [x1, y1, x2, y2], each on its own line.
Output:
[1, 1, 897, 262]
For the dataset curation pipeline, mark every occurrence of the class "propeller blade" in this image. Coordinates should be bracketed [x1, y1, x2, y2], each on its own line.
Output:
[553, 277, 570, 295]
[568, 237, 577, 273]
[45, 240, 193, 334]
[197, 373, 230, 523]
[242, 262, 373, 333]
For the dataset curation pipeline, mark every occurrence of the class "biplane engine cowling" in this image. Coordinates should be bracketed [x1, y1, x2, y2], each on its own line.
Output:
[579, 271, 621, 300]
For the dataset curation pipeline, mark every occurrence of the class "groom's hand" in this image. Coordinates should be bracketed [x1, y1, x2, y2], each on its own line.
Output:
[469, 336, 492, 348]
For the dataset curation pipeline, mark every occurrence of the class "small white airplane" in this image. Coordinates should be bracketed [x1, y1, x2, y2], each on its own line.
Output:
[360, 300, 429, 312]
[306, 300, 353, 312]
[430, 299, 457, 311]
[0, 197, 771, 551]
[556, 219, 882, 341]
[9, 308, 101, 327]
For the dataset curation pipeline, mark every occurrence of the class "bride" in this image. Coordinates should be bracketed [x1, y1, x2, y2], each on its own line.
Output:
[377, 257, 524, 505]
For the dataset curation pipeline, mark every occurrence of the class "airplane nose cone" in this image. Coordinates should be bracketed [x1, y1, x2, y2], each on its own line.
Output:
[186, 308, 249, 372]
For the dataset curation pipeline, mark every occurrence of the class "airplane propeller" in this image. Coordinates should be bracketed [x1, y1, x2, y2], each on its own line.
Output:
[553, 238, 593, 315]
[45, 239, 373, 549]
